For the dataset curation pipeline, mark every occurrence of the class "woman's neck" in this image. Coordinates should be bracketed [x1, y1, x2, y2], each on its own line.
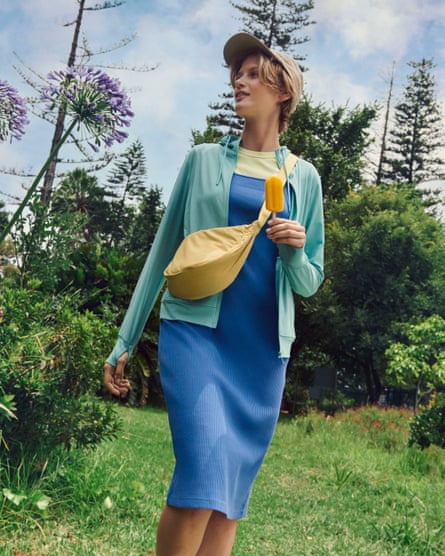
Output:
[240, 120, 281, 152]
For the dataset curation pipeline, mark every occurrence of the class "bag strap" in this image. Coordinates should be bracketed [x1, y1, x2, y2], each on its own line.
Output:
[258, 153, 298, 226]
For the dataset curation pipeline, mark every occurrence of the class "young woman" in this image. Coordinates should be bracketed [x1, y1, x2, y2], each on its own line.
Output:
[103, 32, 324, 556]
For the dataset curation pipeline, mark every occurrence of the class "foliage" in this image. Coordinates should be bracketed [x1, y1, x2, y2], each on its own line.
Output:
[0, 201, 10, 238]
[7, 158, 165, 405]
[12, 193, 131, 312]
[283, 345, 331, 415]
[0, 453, 53, 532]
[106, 138, 147, 202]
[124, 186, 165, 260]
[58, 242, 134, 311]
[382, 58, 444, 184]
[0, 394, 17, 449]
[104, 139, 149, 245]
[292, 184, 445, 402]
[318, 389, 354, 417]
[191, 122, 225, 146]
[386, 315, 445, 410]
[12, 160, 164, 312]
[0, 285, 120, 462]
[282, 96, 378, 201]
[13, 195, 89, 293]
[50, 168, 112, 239]
[409, 393, 445, 449]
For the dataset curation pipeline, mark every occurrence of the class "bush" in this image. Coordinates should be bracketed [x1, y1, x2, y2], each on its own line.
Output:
[318, 389, 354, 416]
[409, 393, 445, 449]
[0, 285, 120, 462]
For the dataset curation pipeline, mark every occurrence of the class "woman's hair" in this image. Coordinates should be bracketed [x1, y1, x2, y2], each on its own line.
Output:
[229, 51, 303, 133]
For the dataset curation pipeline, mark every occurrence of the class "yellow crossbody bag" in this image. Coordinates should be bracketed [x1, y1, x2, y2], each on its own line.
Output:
[164, 153, 298, 300]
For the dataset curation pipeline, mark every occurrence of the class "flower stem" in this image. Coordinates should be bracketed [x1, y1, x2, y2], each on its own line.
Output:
[0, 119, 78, 245]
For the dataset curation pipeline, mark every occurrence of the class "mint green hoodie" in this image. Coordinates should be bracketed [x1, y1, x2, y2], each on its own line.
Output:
[107, 135, 324, 365]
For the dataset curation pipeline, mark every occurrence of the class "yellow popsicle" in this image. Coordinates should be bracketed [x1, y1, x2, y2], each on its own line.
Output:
[265, 175, 284, 213]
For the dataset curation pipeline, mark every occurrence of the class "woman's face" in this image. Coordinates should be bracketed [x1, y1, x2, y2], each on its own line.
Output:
[233, 54, 284, 123]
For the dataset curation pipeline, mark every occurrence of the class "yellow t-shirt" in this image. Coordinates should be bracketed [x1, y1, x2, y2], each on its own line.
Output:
[235, 147, 280, 179]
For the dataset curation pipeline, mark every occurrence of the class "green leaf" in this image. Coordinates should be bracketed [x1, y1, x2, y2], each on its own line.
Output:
[35, 494, 51, 511]
[0, 402, 17, 421]
[3, 488, 27, 506]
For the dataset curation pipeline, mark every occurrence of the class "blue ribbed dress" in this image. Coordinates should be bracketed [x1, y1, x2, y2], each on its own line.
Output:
[159, 171, 289, 519]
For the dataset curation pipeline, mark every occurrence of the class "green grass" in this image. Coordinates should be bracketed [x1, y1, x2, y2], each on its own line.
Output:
[1, 406, 444, 555]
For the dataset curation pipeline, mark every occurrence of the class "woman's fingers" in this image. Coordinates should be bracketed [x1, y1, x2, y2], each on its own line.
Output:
[266, 216, 305, 247]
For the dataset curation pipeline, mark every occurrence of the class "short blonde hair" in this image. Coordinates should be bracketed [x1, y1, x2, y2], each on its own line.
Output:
[229, 51, 303, 133]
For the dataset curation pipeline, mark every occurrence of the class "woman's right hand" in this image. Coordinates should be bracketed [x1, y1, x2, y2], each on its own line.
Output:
[103, 352, 131, 397]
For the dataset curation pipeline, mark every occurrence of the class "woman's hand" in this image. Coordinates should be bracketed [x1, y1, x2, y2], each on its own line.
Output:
[266, 215, 306, 248]
[103, 352, 131, 398]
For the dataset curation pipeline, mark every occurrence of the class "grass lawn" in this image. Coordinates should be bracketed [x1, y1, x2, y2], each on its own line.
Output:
[1, 405, 444, 555]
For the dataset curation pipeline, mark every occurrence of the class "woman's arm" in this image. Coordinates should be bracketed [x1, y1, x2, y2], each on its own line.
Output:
[106, 153, 193, 366]
[270, 161, 324, 298]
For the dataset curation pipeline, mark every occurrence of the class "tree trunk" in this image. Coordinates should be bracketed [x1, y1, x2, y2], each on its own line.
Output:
[40, 0, 86, 204]
[363, 360, 381, 403]
[376, 62, 395, 184]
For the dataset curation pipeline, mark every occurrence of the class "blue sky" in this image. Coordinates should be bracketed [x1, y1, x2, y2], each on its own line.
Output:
[1, 0, 445, 209]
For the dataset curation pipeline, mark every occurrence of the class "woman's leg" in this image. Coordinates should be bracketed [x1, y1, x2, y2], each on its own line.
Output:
[156, 506, 212, 556]
[196, 511, 238, 556]
[156, 506, 238, 556]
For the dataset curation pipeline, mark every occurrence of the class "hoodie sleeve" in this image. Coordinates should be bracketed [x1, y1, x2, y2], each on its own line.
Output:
[278, 160, 324, 298]
[106, 152, 193, 366]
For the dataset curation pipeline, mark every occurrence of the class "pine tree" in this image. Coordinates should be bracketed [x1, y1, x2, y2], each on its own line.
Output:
[232, 0, 314, 57]
[382, 59, 444, 184]
[104, 138, 147, 245]
[125, 186, 165, 260]
[201, 0, 315, 138]
[106, 139, 147, 206]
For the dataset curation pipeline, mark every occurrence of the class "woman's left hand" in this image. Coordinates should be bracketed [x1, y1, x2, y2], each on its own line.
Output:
[266, 215, 306, 248]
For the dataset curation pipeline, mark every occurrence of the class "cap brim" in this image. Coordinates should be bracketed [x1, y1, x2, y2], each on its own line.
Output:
[223, 33, 274, 67]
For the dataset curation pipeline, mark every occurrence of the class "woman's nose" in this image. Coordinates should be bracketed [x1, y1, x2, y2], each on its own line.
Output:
[235, 73, 245, 85]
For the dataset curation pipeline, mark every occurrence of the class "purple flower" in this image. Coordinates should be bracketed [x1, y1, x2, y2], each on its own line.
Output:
[41, 66, 134, 150]
[0, 80, 29, 142]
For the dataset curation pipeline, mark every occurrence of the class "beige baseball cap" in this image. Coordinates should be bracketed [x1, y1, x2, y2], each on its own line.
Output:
[223, 32, 304, 104]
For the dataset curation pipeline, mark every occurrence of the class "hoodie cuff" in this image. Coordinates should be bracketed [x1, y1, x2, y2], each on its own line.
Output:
[106, 337, 132, 367]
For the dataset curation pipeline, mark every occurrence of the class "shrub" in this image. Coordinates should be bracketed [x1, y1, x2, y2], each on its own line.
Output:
[0, 285, 120, 462]
[318, 389, 354, 416]
[409, 393, 445, 449]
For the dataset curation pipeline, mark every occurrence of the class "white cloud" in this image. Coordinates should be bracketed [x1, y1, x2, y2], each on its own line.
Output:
[312, 0, 445, 61]
[304, 64, 373, 107]
[121, 2, 236, 120]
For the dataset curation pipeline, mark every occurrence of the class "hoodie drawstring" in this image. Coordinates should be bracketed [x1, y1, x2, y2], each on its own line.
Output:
[216, 138, 232, 186]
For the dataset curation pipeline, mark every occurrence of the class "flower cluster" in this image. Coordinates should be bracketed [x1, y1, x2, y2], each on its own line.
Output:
[0, 80, 29, 143]
[42, 66, 134, 151]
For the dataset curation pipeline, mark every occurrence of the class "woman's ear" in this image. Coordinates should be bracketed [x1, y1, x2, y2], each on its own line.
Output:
[279, 92, 292, 103]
